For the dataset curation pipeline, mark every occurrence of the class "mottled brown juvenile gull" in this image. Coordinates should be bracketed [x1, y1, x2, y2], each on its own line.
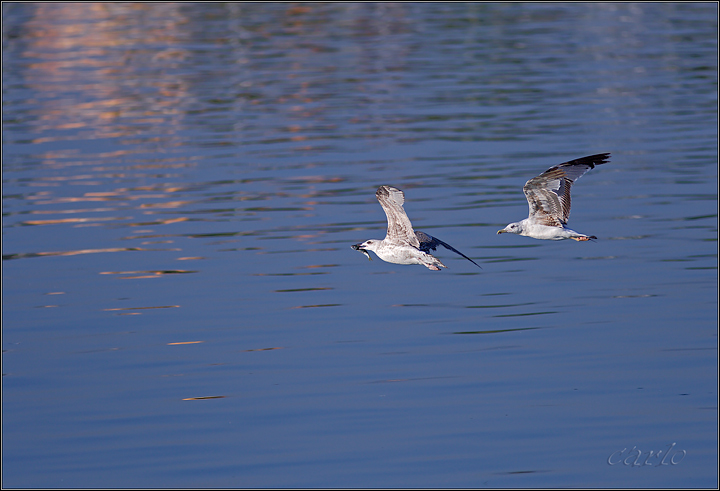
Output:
[497, 153, 610, 241]
[352, 185, 481, 271]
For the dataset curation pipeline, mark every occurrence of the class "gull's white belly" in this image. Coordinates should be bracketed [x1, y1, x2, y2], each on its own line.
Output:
[375, 244, 428, 264]
[522, 224, 577, 240]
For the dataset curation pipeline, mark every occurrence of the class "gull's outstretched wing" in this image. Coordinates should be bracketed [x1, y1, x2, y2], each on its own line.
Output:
[376, 185, 420, 247]
[523, 153, 610, 226]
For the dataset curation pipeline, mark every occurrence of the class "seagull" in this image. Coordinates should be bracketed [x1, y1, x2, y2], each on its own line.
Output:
[352, 185, 481, 271]
[497, 153, 610, 241]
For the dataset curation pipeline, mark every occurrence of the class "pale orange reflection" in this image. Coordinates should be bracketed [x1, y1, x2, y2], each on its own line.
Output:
[23, 3, 191, 142]
[139, 201, 192, 209]
[100, 270, 195, 280]
[16, 3, 200, 229]
[22, 217, 127, 226]
[10, 247, 153, 259]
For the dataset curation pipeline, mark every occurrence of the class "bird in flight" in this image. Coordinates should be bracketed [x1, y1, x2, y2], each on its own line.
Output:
[497, 153, 610, 241]
[352, 185, 481, 271]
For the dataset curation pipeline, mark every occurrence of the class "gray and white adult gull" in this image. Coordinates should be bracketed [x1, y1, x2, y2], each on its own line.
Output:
[352, 185, 481, 271]
[497, 153, 610, 241]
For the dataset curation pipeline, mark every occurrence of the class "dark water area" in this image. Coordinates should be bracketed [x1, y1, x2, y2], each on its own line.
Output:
[2, 3, 717, 488]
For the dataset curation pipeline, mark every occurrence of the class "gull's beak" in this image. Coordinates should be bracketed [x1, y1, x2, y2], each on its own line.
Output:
[351, 243, 372, 261]
[497, 229, 506, 234]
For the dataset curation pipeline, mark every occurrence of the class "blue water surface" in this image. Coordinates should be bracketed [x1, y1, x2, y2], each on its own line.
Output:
[2, 3, 717, 488]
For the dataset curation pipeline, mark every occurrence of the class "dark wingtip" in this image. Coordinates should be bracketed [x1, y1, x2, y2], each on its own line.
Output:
[429, 236, 482, 269]
[585, 153, 610, 168]
[562, 153, 611, 169]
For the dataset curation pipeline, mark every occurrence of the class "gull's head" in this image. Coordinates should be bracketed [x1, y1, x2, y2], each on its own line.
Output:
[497, 222, 522, 235]
[351, 240, 379, 261]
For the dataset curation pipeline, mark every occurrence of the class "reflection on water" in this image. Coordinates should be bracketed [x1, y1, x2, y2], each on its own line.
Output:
[3, 2, 717, 489]
[453, 327, 540, 335]
[2, 247, 166, 260]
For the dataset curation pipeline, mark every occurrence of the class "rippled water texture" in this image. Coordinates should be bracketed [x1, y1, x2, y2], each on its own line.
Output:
[2, 3, 717, 488]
